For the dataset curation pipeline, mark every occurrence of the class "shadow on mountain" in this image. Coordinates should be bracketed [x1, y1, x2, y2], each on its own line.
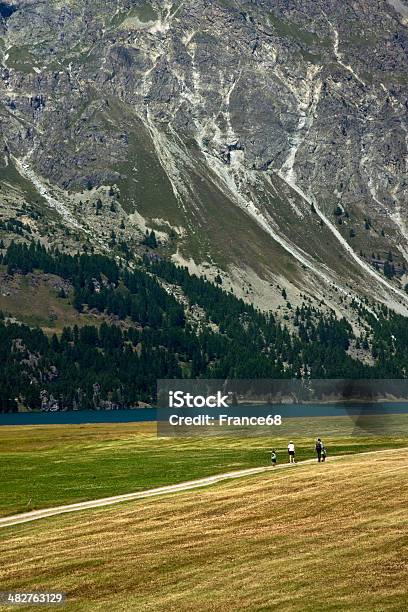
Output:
[0, 2, 16, 19]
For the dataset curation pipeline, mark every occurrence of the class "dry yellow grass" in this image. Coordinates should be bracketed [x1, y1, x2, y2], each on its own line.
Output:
[1, 449, 408, 611]
[0, 269, 116, 333]
[2, 421, 405, 517]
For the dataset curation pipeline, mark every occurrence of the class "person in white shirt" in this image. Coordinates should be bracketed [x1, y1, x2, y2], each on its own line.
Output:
[287, 441, 296, 464]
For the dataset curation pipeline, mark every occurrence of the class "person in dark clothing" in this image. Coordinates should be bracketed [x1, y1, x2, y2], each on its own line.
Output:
[271, 449, 277, 466]
[315, 438, 323, 462]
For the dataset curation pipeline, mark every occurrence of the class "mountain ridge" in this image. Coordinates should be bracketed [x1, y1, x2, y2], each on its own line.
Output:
[1, 0, 408, 321]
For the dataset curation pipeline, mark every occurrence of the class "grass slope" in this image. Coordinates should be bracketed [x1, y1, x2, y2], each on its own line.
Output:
[0, 269, 98, 333]
[0, 423, 406, 517]
[1, 449, 407, 611]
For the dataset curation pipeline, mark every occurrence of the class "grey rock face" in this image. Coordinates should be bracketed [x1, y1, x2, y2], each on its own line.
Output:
[1, 0, 408, 312]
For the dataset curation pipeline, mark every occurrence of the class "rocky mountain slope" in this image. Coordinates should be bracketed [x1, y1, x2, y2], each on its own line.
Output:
[1, 0, 408, 320]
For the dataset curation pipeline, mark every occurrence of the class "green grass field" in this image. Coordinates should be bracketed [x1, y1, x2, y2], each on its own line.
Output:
[1, 448, 407, 611]
[0, 422, 407, 517]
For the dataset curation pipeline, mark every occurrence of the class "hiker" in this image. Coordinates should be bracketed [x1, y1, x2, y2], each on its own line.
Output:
[315, 438, 323, 462]
[287, 441, 296, 464]
[271, 448, 277, 467]
[321, 444, 327, 462]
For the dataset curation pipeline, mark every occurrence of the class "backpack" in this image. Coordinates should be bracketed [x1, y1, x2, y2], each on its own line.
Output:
[316, 442, 322, 452]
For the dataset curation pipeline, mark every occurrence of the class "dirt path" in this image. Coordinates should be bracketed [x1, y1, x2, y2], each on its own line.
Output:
[0, 449, 402, 529]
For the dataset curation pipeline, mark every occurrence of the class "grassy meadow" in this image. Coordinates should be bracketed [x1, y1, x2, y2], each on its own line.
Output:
[0, 420, 407, 517]
[0, 448, 407, 611]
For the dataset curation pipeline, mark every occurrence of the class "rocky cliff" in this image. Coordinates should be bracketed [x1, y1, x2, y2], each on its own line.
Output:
[1, 0, 408, 319]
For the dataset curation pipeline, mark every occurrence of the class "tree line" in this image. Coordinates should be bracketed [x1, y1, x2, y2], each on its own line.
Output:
[0, 242, 407, 411]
